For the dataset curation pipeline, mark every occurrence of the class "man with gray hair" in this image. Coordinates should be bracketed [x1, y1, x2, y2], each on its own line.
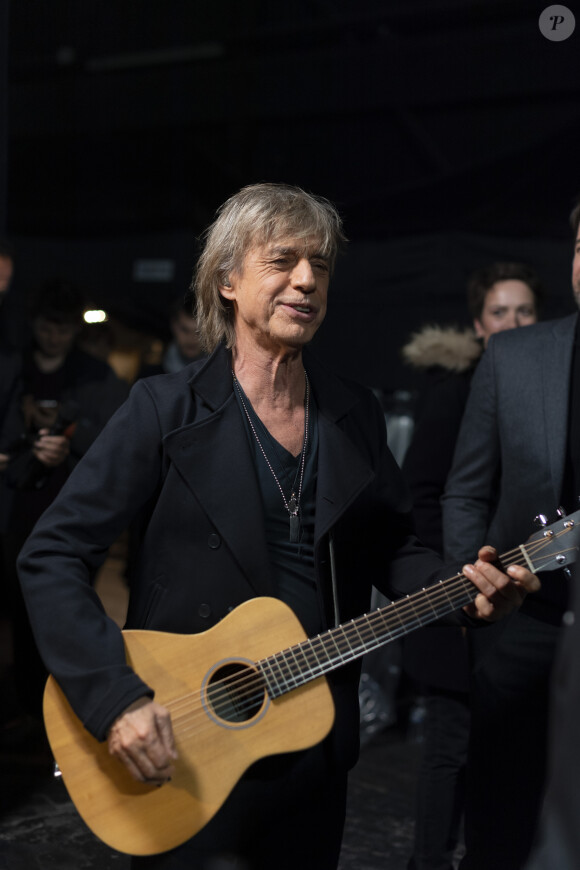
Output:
[18, 183, 538, 870]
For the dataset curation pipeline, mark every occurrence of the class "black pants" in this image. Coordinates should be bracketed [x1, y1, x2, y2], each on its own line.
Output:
[408, 689, 469, 870]
[459, 611, 561, 870]
[132, 744, 348, 870]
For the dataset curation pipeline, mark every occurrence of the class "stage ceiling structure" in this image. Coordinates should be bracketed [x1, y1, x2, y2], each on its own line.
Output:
[3, 1, 580, 388]
[6, 0, 580, 241]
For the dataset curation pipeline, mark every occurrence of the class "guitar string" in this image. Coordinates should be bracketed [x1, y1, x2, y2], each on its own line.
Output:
[165, 534, 575, 730]
[162, 534, 575, 731]
[171, 578, 571, 731]
[168, 537, 576, 732]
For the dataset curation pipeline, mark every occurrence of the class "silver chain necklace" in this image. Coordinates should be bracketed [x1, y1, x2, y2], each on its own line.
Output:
[232, 370, 310, 544]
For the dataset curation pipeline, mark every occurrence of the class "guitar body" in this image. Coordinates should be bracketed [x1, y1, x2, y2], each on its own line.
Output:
[43, 597, 335, 856]
[43, 508, 580, 856]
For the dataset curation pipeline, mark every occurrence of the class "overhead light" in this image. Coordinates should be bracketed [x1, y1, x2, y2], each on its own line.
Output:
[84, 309, 109, 324]
[86, 43, 225, 73]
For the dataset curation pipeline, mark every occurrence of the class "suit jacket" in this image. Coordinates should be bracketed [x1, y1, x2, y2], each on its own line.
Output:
[18, 344, 446, 766]
[525, 568, 580, 870]
[442, 313, 577, 618]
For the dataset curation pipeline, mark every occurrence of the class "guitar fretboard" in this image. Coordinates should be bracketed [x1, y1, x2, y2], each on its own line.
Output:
[257, 515, 579, 700]
[258, 570, 477, 699]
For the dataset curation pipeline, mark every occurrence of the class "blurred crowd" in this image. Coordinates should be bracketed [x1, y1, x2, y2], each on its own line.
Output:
[0, 257, 205, 742]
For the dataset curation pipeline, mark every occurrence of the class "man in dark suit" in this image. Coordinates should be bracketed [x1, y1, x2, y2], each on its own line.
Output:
[441, 203, 580, 869]
[17, 184, 538, 870]
[525, 565, 580, 870]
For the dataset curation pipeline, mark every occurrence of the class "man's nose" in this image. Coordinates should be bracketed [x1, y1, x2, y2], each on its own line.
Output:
[291, 258, 316, 291]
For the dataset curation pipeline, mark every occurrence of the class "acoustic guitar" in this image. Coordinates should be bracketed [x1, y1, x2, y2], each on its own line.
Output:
[43, 509, 580, 855]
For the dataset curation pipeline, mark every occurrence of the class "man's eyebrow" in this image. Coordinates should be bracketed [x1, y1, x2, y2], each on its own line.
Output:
[266, 244, 329, 260]
[267, 246, 296, 256]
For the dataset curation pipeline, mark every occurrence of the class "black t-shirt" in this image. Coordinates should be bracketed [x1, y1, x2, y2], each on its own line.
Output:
[233, 380, 323, 637]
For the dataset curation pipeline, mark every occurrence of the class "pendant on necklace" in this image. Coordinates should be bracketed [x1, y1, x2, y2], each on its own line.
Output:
[288, 494, 300, 544]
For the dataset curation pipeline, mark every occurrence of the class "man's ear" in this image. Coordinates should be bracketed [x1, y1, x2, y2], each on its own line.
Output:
[219, 278, 235, 301]
[473, 318, 485, 339]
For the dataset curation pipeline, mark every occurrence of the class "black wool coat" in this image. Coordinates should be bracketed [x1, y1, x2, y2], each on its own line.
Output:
[18, 344, 447, 769]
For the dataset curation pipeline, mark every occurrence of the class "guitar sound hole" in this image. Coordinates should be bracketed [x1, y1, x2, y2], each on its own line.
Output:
[206, 663, 266, 723]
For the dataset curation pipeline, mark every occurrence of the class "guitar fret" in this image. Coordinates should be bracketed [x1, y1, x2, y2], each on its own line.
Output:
[366, 610, 395, 646]
[327, 627, 348, 665]
[272, 651, 295, 693]
[349, 619, 367, 651]
[283, 643, 315, 690]
[305, 637, 326, 677]
[332, 625, 351, 659]
[298, 640, 318, 676]
[423, 587, 440, 620]
[360, 612, 385, 651]
[404, 593, 429, 629]
[287, 644, 307, 685]
[388, 598, 411, 633]
[519, 544, 535, 572]
[258, 654, 286, 697]
[439, 577, 458, 609]
[360, 613, 375, 645]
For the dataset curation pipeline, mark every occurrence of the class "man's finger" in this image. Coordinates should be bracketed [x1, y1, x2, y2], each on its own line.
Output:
[462, 556, 540, 623]
[155, 708, 178, 760]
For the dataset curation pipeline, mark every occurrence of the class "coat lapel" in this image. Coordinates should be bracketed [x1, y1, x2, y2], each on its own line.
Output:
[306, 353, 376, 542]
[163, 348, 273, 597]
[315, 415, 375, 541]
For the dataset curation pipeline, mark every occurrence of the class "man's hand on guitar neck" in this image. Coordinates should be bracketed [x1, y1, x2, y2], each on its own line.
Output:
[461, 545, 540, 622]
[107, 697, 178, 785]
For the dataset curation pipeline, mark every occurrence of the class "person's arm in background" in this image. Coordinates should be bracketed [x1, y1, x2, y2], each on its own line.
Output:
[441, 341, 500, 564]
[403, 371, 472, 554]
[67, 362, 130, 463]
[17, 381, 164, 739]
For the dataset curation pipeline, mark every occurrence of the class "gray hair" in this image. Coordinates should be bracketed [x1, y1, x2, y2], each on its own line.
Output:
[192, 182, 346, 352]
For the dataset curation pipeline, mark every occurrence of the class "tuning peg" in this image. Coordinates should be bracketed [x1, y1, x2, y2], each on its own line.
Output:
[534, 514, 548, 528]
[557, 506, 567, 518]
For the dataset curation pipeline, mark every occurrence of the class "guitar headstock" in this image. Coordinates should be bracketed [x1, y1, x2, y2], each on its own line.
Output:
[523, 508, 580, 574]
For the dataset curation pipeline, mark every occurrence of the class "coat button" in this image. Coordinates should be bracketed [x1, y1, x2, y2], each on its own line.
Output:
[208, 533, 221, 549]
[198, 603, 212, 619]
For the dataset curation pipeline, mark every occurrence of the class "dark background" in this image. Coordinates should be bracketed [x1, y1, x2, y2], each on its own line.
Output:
[2, 0, 580, 390]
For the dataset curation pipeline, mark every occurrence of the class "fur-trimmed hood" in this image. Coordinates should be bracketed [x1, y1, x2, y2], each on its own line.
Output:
[402, 324, 482, 373]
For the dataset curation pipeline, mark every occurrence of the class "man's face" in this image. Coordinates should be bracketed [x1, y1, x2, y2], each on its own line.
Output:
[572, 230, 580, 308]
[473, 280, 538, 347]
[171, 311, 202, 360]
[32, 317, 79, 359]
[220, 237, 330, 353]
[0, 255, 14, 301]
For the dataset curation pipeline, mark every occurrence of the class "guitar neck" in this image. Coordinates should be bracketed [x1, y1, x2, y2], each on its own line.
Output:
[258, 506, 580, 700]
[258, 568, 479, 699]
